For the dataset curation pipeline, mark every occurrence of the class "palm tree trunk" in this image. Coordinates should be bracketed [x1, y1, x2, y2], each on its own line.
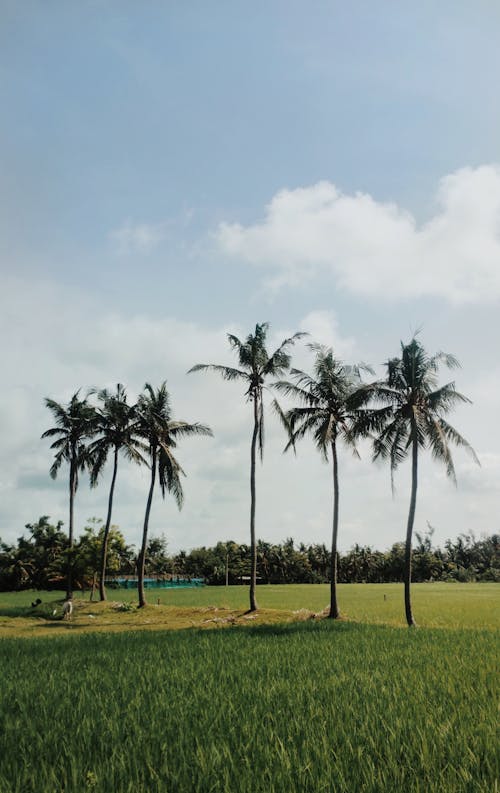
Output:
[90, 571, 97, 601]
[99, 446, 119, 601]
[67, 457, 76, 600]
[329, 440, 340, 619]
[138, 447, 156, 608]
[404, 432, 418, 627]
[249, 396, 259, 611]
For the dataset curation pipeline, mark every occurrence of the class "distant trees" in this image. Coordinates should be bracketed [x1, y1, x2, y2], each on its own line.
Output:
[367, 338, 479, 626]
[72, 518, 134, 598]
[189, 322, 305, 612]
[1, 523, 497, 592]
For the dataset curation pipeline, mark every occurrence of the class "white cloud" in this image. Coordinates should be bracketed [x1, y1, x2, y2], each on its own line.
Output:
[110, 219, 167, 255]
[217, 165, 500, 304]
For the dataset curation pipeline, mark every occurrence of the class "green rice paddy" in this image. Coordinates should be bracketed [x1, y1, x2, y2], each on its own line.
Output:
[0, 584, 498, 792]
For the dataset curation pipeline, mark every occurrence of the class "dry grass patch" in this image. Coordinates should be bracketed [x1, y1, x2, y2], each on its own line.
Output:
[0, 597, 297, 639]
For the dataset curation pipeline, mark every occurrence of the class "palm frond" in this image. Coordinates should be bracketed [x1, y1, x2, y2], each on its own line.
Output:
[271, 398, 296, 454]
[314, 415, 334, 461]
[272, 378, 319, 405]
[188, 363, 248, 382]
[429, 351, 461, 371]
[40, 426, 65, 439]
[158, 444, 185, 508]
[337, 420, 361, 458]
[427, 382, 472, 413]
[262, 331, 307, 377]
[169, 421, 213, 440]
[49, 451, 65, 480]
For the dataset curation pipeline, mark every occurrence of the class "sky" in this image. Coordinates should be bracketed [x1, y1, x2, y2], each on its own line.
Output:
[1, 1, 499, 554]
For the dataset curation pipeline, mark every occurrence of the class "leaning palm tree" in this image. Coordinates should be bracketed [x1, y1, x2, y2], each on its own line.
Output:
[273, 344, 373, 618]
[369, 337, 479, 626]
[41, 391, 97, 599]
[134, 382, 212, 608]
[189, 322, 305, 611]
[88, 384, 147, 601]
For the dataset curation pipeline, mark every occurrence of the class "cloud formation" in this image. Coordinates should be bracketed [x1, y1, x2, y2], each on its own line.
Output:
[110, 220, 167, 255]
[217, 165, 500, 304]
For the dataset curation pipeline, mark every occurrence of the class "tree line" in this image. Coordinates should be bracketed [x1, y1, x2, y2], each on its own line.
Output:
[29, 323, 480, 626]
[1, 517, 497, 591]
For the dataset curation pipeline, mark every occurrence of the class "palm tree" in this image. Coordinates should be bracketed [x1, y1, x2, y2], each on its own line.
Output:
[189, 322, 305, 611]
[134, 382, 212, 608]
[369, 337, 479, 626]
[273, 344, 373, 618]
[41, 391, 97, 599]
[88, 384, 147, 601]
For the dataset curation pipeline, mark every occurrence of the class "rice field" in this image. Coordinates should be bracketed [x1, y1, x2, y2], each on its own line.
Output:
[0, 585, 498, 792]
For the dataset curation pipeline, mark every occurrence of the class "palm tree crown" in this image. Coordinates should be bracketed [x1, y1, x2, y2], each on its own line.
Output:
[371, 338, 478, 485]
[135, 382, 212, 507]
[274, 344, 373, 458]
[190, 322, 306, 458]
[89, 384, 146, 485]
[42, 391, 97, 487]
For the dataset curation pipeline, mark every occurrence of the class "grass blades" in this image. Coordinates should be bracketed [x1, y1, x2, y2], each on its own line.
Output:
[0, 621, 497, 793]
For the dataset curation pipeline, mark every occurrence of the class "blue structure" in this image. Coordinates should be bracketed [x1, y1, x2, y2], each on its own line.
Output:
[106, 577, 204, 590]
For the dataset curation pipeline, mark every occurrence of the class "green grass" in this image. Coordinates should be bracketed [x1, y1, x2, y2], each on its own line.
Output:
[0, 621, 497, 793]
[0, 585, 498, 791]
[1, 583, 498, 634]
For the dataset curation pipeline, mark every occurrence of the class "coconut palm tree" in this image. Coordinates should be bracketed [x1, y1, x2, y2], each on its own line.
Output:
[134, 382, 212, 608]
[41, 391, 97, 598]
[368, 337, 479, 626]
[88, 384, 147, 601]
[189, 322, 305, 611]
[273, 344, 373, 618]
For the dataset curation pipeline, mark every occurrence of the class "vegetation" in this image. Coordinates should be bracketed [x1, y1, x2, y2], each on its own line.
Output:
[274, 344, 373, 619]
[1, 582, 498, 635]
[189, 322, 304, 611]
[28, 328, 485, 627]
[367, 338, 479, 625]
[1, 520, 498, 592]
[0, 617, 497, 791]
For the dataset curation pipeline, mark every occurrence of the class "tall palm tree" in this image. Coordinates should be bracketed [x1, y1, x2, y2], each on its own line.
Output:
[41, 391, 97, 599]
[88, 384, 147, 601]
[134, 382, 212, 608]
[273, 344, 373, 618]
[368, 337, 479, 626]
[189, 322, 305, 611]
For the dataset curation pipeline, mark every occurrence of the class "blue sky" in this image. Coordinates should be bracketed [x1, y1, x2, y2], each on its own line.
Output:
[1, 1, 499, 553]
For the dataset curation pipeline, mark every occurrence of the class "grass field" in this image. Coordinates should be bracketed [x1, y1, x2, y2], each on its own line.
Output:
[0, 583, 498, 637]
[0, 585, 498, 792]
